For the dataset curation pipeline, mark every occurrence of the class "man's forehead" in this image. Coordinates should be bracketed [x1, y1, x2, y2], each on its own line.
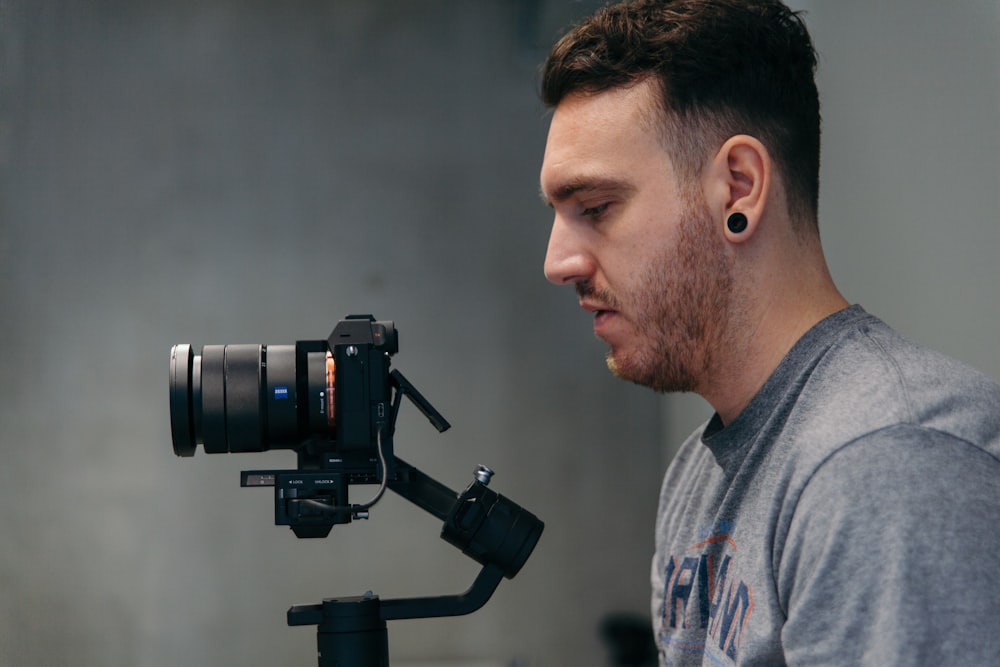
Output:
[549, 82, 659, 138]
[540, 82, 671, 201]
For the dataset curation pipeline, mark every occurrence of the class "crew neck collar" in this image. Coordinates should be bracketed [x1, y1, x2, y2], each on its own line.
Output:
[701, 304, 871, 473]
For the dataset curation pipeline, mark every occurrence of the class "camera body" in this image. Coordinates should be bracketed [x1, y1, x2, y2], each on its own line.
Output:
[325, 315, 397, 464]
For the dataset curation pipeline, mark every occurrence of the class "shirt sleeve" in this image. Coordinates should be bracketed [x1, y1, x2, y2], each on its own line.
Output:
[776, 424, 1000, 666]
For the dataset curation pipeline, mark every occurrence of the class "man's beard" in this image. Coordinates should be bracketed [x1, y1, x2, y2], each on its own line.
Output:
[579, 196, 736, 394]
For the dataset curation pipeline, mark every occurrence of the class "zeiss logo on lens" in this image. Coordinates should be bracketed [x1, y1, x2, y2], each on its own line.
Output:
[274, 386, 289, 400]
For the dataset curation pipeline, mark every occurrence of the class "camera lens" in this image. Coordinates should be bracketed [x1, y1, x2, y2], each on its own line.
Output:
[169, 342, 332, 456]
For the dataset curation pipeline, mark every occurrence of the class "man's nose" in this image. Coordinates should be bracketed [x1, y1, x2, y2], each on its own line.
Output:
[543, 216, 593, 286]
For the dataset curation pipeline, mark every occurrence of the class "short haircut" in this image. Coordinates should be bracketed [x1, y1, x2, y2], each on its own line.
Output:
[541, 0, 821, 229]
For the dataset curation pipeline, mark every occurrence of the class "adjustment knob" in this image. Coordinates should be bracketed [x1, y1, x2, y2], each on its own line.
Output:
[474, 465, 494, 485]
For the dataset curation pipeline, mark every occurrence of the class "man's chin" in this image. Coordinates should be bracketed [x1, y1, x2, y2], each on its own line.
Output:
[605, 351, 621, 376]
[605, 349, 694, 394]
[605, 350, 642, 385]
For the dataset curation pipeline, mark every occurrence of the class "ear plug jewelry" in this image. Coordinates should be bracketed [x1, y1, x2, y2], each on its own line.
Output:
[727, 212, 748, 234]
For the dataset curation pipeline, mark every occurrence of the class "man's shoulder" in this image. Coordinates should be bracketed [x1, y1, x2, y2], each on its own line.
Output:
[808, 422, 1000, 497]
[785, 312, 1000, 461]
[837, 314, 999, 396]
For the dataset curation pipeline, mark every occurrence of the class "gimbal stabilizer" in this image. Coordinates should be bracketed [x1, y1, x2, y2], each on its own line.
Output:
[169, 316, 544, 666]
[276, 459, 542, 666]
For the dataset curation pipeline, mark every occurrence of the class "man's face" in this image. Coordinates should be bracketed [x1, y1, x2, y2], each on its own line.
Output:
[540, 81, 734, 393]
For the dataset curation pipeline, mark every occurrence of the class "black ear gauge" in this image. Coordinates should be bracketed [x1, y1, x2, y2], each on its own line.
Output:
[727, 212, 748, 234]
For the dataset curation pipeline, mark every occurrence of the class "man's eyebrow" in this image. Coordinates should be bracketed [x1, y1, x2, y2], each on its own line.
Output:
[539, 177, 633, 207]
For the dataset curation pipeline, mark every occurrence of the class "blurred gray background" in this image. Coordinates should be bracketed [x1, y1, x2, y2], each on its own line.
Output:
[0, 1, 996, 665]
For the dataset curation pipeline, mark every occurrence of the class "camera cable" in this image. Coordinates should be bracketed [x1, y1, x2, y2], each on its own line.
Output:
[297, 426, 390, 520]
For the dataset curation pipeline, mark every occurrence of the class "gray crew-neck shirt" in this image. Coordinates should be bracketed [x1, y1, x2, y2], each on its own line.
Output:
[651, 305, 1000, 665]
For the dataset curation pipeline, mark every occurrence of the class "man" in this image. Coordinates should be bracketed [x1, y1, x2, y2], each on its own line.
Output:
[538, 1, 1000, 665]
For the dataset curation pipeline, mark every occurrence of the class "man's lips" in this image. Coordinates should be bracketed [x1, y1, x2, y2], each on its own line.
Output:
[580, 301, 618, 335]
[580, 300, 613, 314]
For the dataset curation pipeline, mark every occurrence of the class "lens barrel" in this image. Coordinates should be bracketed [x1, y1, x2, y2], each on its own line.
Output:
[169, 342, 330, 456]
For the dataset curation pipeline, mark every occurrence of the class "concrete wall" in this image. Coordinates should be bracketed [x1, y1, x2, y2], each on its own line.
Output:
[1, 1, 996, 666]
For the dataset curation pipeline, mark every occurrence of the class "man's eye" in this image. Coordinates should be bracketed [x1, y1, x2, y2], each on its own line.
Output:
[582, 202, 611, 219]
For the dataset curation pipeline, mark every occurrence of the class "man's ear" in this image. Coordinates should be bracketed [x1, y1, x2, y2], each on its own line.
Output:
[704, 135, 772, 244]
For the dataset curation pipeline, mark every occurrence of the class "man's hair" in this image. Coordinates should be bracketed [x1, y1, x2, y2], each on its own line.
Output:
[541, 0, 821, 229]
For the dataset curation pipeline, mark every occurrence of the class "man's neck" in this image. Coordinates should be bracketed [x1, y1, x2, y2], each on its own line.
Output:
[699, 244, 849, 426]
